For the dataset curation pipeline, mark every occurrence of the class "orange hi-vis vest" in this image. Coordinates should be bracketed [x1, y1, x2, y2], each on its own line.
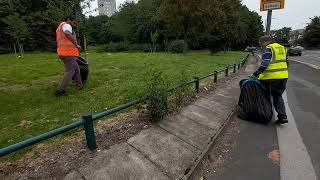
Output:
[56, 22, 79, 57]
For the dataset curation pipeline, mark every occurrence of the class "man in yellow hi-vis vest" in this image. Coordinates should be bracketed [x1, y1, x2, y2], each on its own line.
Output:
[253, 36, 289, 125]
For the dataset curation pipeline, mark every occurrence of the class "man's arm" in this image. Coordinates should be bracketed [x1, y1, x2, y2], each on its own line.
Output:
[253, 48, 272, 77]
[65, 33, 78, 47]
[62, 24, 81, 49]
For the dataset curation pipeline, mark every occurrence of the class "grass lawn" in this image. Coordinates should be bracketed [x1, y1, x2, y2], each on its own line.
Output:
[0, 51, 247, 149]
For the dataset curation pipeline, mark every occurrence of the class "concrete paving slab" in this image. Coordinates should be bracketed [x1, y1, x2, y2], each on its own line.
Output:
[194, 98, 234, 118]
[181, 105, 225, 130]
[206, 94, 237, 107]
[66, 143, 169, 180]
[128, 126, 200, 179]
[158, 114, 216, 150]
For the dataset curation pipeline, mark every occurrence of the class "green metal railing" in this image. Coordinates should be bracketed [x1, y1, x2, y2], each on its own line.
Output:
[0, 54, 249, 157]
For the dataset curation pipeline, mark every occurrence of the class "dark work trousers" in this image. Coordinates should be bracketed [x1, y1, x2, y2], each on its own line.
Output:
[58, 56, 83, 91]
[261, 79, 288, 120]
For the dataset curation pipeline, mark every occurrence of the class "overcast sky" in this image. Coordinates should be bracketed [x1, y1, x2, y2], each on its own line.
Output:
[242, 0, 320, 30]
[86, 0, 320, 30]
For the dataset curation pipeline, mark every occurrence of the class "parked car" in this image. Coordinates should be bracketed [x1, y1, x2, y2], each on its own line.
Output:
[288, 46, 302, 56]
[295, 45, 304, 51]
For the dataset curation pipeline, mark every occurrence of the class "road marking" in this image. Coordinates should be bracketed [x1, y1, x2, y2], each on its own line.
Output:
[276, 92, 317, 180]
[289, 58, 320, 70]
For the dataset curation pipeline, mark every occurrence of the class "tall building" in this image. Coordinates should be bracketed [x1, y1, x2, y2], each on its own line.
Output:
[98, 0, 116, 17]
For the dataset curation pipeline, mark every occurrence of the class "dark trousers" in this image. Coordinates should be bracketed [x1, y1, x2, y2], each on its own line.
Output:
[58, 56, 83, 91]
[261, 79, 288, 120]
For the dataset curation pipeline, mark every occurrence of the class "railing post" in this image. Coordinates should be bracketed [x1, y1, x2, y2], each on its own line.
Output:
[214, 71, 218, 83]
[238, 63, 241, 70]
[193, 76, 200, 93]
[83, 114, 97, 151]
[225, 67, 229, 77]
[233, 64, 236, 73]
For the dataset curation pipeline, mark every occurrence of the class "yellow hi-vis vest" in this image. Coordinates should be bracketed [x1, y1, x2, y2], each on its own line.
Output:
[259, 43, 289, 80]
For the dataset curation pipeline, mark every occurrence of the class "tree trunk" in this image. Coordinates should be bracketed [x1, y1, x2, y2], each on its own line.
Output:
[13, 43, 17, 57]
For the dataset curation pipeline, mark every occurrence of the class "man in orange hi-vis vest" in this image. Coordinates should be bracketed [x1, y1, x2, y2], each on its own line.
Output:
[55, 16, 83, 97]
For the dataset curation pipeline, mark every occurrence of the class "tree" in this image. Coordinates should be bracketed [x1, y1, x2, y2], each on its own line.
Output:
[304, 16, 320, 48]
[0, 0, 85, 53]
[271, 27, 292, 45]
[2, 13, 30, 56]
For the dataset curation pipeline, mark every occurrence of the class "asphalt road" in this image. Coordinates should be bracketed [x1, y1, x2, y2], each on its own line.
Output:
[190, 50, 320, 180]
[290, 50, 320, 67]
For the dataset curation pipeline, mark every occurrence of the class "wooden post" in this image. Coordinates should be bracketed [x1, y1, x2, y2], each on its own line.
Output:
[84, 35, 87, 59]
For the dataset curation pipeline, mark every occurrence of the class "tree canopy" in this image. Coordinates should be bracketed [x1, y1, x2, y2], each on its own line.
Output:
[0, 0, 264, 53]
[271, 27, 292, 45]
[303, 16, 320, 48]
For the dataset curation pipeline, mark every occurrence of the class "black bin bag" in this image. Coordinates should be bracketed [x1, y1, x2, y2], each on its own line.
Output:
[238, 79, 273, 124]
[73, 56, 89, 82]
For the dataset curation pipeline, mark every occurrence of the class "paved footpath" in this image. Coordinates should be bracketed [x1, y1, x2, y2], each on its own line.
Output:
[65, 56, 257, 180]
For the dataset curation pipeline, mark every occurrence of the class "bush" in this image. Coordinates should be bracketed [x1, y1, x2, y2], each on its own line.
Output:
[129, 43, 153, 52]
[98, 42, 153, 52]
[168, 40, 188, 53]
[102, 42, 130, 52]
[145, 70, 169, 122]
[207, 35, 223, 54]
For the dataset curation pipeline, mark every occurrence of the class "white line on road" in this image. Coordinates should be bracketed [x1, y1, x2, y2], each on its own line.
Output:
[276, 92, 317, 180]
[289, 58, 320, 70]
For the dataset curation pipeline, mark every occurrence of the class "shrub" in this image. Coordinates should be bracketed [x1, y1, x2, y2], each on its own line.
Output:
[207, 35, 223, 54]
[145, 70, 169, 122]
[103, 42, 130, 52]
[98, 42, 154, 52]
[168, 40, 188, 53]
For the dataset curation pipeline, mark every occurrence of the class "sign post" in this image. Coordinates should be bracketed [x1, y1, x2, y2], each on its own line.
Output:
[266, 10, 273, 35]
[260, 0, 285, 35]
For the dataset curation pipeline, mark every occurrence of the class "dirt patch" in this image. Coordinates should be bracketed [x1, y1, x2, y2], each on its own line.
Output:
[0, 110, 151, 180]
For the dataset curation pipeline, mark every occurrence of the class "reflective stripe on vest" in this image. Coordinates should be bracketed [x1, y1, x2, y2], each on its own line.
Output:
[56, 22, 79, 57]
[259, 43, 289, 80]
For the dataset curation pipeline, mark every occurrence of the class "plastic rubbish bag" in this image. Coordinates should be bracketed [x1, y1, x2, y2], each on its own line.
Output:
[238, 78, 273, 123]
[73, 56, 89, 82]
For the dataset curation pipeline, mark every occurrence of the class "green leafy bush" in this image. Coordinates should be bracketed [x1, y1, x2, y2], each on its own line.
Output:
[168, 40, 188, 53]
[145, 70, 169, 122]
[102, 42, 129, 52]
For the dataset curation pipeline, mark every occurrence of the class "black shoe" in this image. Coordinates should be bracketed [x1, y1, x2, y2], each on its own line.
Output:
[275, 119, 288, 125]
[55, 89, 67, 97]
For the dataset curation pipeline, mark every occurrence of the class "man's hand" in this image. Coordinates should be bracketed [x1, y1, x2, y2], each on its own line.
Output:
[76, 45, 82, 50]
[249, 74, 258, 80]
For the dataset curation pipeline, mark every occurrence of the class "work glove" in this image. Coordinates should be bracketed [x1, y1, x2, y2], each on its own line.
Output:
[249, 74, 258, 80]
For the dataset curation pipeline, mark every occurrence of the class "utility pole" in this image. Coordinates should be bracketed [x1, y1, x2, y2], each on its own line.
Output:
[266, 10, 273, 35]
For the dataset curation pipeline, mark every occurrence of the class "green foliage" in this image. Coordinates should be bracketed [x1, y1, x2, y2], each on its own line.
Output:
[0, 0, 264, 53]
[271, 27, 292, 45]
[303, 16, 320, 48]
[172, 71, 192, 108]
[168, 40, 188, 53]
[0, 0, 88, 52]
[99, 42, 150, 52]
[102, 42, 130, 52]
[145, 70, 169, 122]
[2, 13, 30, 44]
